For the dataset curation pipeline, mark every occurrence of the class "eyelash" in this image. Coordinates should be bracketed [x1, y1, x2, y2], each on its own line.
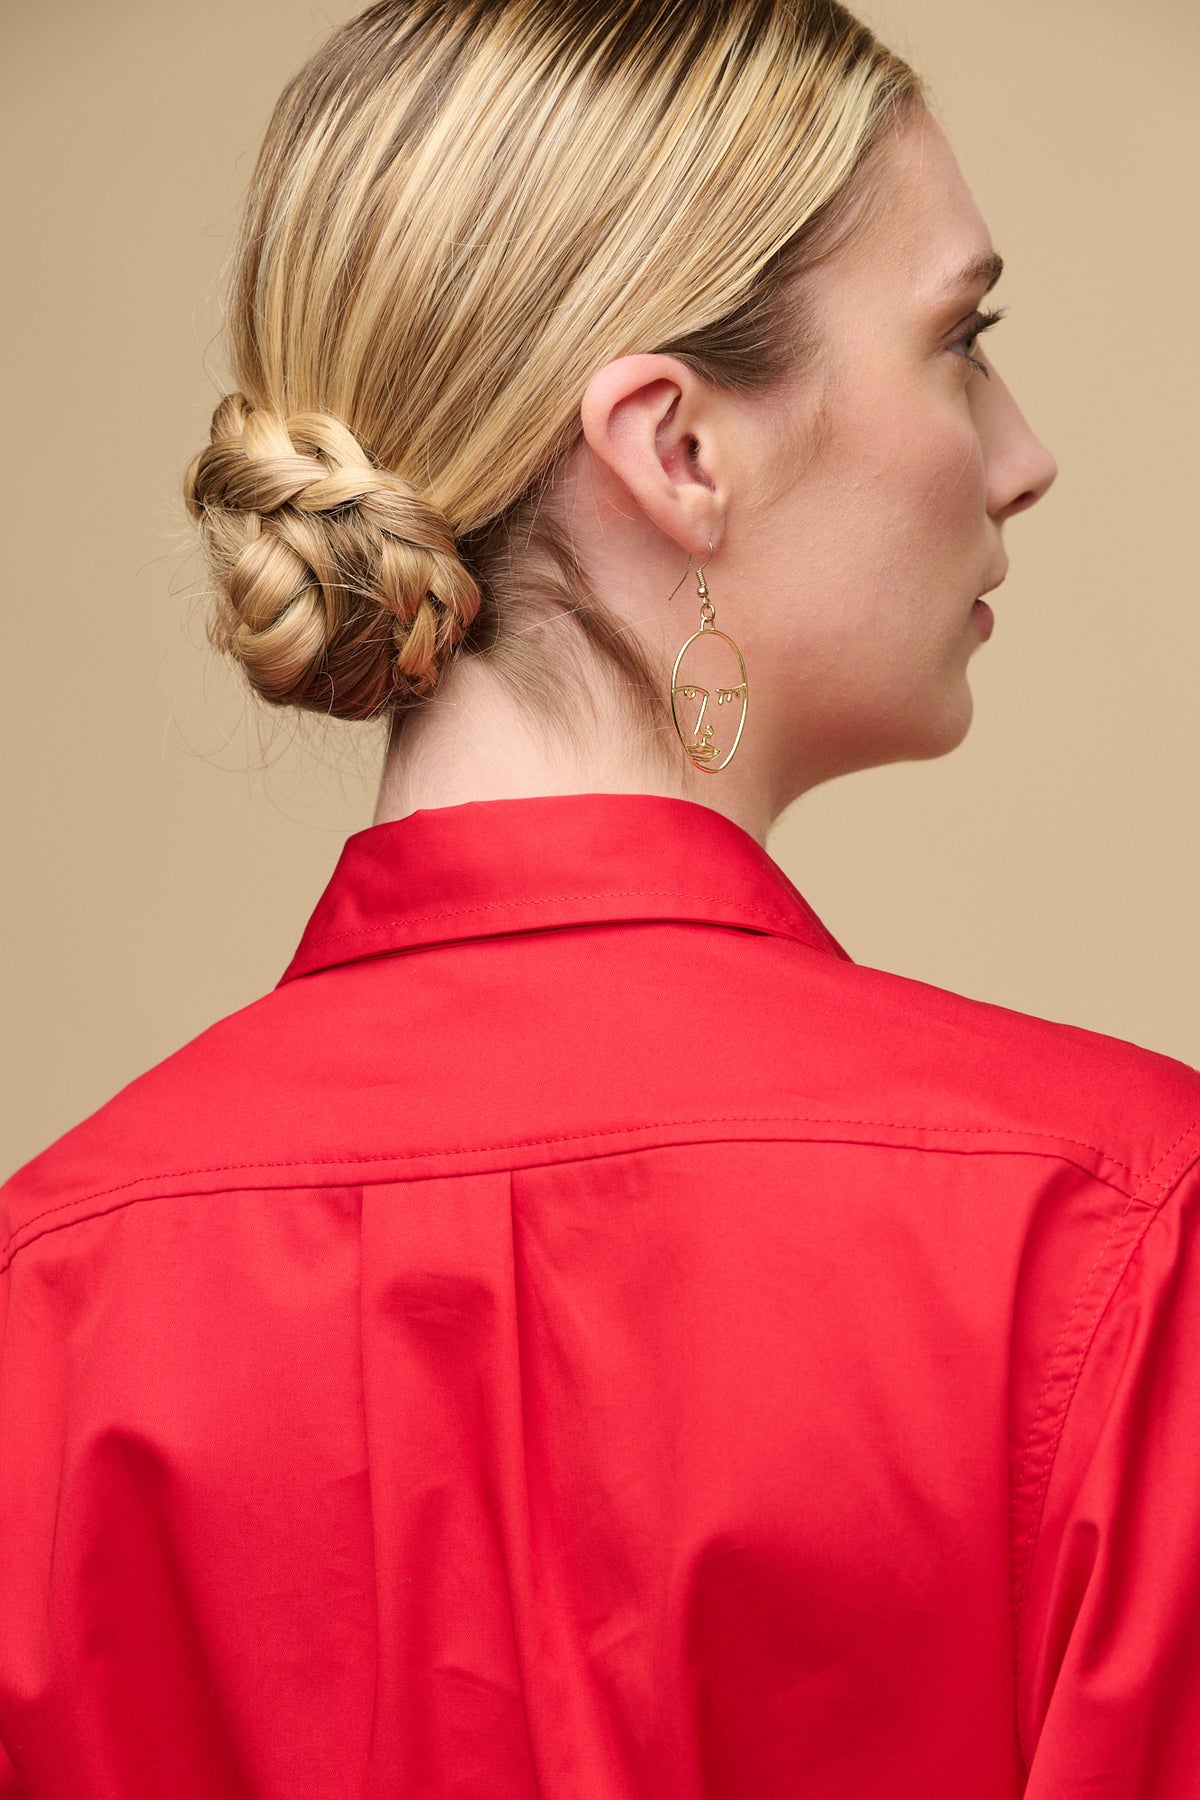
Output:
[951, 305, 1007, 377]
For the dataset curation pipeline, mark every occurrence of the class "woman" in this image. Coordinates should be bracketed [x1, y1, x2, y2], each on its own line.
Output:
[1, 1, 1197, 1794]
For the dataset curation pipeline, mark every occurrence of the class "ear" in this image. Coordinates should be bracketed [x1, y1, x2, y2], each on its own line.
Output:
[579, 354, 726, 556]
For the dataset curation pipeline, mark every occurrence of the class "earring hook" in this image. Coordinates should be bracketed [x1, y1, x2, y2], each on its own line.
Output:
[666, 538, 716, 604]
[696, 538, 714, 599]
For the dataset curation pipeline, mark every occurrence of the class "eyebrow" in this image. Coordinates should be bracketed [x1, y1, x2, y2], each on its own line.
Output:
[944, 251, 1005, 296]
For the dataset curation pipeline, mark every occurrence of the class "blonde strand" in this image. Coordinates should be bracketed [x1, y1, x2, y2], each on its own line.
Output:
[186, 0, 921, 725]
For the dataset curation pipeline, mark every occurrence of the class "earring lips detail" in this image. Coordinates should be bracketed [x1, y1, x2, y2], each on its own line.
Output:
[668, 544, 748, 773]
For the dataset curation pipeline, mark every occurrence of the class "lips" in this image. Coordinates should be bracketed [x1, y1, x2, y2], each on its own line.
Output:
[971, 596, 995, 641]
[971, 564, 1005, 644]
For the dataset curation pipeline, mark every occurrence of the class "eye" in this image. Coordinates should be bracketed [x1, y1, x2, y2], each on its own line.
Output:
[949, 305, 1007, 377]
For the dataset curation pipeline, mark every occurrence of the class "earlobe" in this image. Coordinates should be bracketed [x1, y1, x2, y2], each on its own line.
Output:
[579, 352, 724, 553]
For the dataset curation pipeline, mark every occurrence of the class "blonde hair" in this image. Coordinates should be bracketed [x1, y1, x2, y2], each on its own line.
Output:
[185, 0, 922, 729]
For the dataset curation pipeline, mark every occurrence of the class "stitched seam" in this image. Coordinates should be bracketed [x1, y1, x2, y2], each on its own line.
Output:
[1013, 1125, 1200, 1559]
[1013, 1124, 1200, 1579]
[2, 1116, 1152, 1273]
[1010, 1199, 1162, 1760]
[1010, 1192, 1139, 1635]
[1010, 1124, 1200, 1746]
[1133, 1119, 1200, 1202]
[297, 890, 810, 937]
[286, 890, 838, 960]
[3, 1138, 1136, 1275]
[1011, 1132, 1199, 1576]
[1012, 1198, 1137, 1528]
[7, 1113, 1142, 1222]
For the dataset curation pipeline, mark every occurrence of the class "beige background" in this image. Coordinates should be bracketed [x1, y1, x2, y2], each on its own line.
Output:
[2, 0, 1196, 1179]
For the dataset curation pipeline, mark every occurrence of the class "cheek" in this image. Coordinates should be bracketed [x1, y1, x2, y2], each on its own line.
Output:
[848, 409, 988, 638]
[795, 370, 987, 590]
[911, 416, 988, 533]
[749, 377, 987, 672]
[831, 408, 985, 680]
[863, 385, 986, 539]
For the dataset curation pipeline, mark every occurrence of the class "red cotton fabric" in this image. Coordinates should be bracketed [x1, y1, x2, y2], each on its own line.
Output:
[2, 790, 1199, 1800]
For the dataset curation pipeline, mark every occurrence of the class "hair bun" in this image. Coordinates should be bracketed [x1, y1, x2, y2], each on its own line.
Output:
[183, 392, 481, 720]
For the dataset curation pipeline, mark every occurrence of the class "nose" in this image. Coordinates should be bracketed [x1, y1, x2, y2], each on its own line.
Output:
[974, 360, 1058, 524]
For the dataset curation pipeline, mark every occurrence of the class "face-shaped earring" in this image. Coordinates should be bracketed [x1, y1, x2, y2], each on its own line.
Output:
[668, 544, 748, 773]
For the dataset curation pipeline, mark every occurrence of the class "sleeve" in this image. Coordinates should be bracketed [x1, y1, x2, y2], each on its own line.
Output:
[1018, 1155, 1200, 1797]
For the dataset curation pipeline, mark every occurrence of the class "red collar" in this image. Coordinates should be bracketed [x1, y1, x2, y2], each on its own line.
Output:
[279, 792, 851, 984]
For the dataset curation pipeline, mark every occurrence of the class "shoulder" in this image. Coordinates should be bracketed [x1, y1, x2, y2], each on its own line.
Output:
[3, 929, 1197, 1264]
[0, 982, 311, 1263]
[856, 950, 1196, 1115]
[686, 923, 1199, 1198]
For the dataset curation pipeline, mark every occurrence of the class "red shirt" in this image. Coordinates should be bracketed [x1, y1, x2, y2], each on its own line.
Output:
[2, 791, 1198, 1800]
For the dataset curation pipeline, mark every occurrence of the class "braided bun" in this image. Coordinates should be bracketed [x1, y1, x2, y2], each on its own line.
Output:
[183, 394, 481, 720]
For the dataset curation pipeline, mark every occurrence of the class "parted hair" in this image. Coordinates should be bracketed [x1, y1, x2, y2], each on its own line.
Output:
[184, 0, 922, 726]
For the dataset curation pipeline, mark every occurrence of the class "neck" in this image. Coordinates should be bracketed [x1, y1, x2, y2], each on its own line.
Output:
[373, 653, 778, 846]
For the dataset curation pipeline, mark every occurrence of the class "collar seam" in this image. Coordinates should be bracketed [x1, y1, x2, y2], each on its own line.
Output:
[295, 888, 829, 948]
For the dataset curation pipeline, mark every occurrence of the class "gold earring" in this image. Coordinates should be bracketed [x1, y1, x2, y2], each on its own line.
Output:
[667, 541, 749, 773]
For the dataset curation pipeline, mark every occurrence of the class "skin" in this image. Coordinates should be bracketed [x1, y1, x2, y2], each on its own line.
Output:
[376, 108, 1058, 846]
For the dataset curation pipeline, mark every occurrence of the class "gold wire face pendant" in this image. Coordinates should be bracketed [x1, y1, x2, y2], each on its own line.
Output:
[669, 559, 748, 773]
